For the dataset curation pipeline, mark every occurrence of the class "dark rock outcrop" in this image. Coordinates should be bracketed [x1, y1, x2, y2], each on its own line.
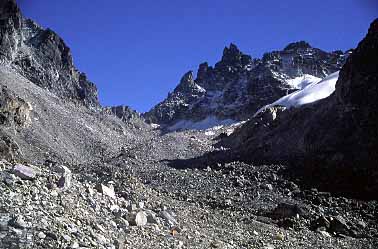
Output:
[145, 41, 348, 128]
[226, 19, 378, 199]
[0, 0, 99, 108]
[102, 105, 143, 123]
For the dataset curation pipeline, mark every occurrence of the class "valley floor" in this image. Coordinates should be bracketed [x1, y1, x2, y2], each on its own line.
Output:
[2, 125, 376, 249]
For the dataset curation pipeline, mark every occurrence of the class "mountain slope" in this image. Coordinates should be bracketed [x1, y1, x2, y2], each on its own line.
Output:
[0, 65, 150, 165]
[145, 42, 349, 130]
[225, 18, 378, 198]
[0, 0, 99, 108]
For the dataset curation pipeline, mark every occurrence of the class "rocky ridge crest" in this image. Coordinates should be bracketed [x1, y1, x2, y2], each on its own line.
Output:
[145, 41, 349, 128]
[0, 0, 99, 108]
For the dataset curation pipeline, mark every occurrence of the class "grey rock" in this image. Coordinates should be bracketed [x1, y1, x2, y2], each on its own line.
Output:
[96, 183, 116, 199]
[271, 203, 304, 219]
[37, 231, 46, 239]
[129, 211, 147, 226]
[330, 216, 350, 235]
[160, 211, 178, 227]
[1, 171, 18, 186]
[57, 165, 72, 190]
[8, 215, 27, 229]
[263, 183, 273, 191]
[12, 164, 38, 180]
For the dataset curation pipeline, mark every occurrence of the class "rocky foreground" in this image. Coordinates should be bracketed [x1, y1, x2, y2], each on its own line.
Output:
[0, 126, 377, 249]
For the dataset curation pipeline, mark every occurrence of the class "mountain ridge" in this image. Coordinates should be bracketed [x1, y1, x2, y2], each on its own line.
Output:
[144, 40, 350, 130]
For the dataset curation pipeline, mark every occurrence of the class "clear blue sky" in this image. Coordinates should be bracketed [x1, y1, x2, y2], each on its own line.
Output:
[17, 0, 377, 112]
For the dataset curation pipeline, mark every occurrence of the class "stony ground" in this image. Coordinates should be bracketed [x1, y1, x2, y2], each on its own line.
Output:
[1, 123, 377, 249]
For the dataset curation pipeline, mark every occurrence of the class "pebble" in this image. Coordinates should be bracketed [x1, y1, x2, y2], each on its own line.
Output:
[38, 231, 46, 239]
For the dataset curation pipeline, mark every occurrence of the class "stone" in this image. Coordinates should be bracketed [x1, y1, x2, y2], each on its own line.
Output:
[96, 183, 116, 199]
[262, 244, 275, 249]
[129, 211, 147, 226]
[160, 211, 178, 227]
[311, 216, 330, 231]
[263, 183, 273, 191]
[138, 201, 145, 209]
[329, 216, 350, 235]
[38, 231, 46, 239]
[57, 165, 72, 190]
[271, 203, 304, 219]
[12, 164, 38, 180]
[357, 220, 367, 229]
[146, 211, 160, 224]
[8, 215, 27, 229]
[70, 242, 80, 249]
[1, 171, 18, 186]
[127, 203, 138, 212]
[319, 230, 331, 238]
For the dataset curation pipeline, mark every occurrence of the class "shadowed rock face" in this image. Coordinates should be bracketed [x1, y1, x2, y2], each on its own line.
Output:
[227, 19, 378, 199]
[0, 0, 99, 108]
[145, 40, 348, 127]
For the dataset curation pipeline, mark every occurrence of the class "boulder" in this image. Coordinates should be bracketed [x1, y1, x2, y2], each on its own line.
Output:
[129, 211, 147, 226]
[95, 183, 116, 199]
[12, 164, 39, 180]
[57, 165, 72, 190]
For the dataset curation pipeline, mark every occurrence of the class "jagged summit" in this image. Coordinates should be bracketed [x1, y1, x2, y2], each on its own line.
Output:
[0, 0, 100, 108]
[145, 40, 349, 130]
[284, 40, 312, 51]
[221, 43, 244, 63]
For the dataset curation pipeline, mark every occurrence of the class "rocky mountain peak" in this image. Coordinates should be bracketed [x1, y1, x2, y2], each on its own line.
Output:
[146, 39, 347, 129]
[180, 70, 194, 84]
[0, 0, 100, 108]
[196, 62, 212, 82]
[217, 43, 252, 70]
[174, 70, 205, 95]
[221, 43, 241, 61]
[284, 41, 312, 51]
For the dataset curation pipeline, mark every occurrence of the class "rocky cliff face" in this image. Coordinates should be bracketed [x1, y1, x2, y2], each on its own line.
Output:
[225, 19, 378, 198]
[0, 0, 99, 108]
[145, 41, 349, 128]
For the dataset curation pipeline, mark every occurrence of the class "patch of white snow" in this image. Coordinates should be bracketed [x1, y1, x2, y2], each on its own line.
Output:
[254, 71, 339, 117]
[286, 74, 321, 89]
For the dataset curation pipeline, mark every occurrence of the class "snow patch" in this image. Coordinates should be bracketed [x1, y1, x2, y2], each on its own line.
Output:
[254, 71, 339, 116]
[167, 116, 237, 131]
[150, 123, 160, 129]
[286, 74, 321, 89]
[204, 131, 215, 136]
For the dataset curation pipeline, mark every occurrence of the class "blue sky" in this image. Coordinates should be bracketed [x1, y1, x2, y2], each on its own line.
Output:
[18, 0, 377, 112]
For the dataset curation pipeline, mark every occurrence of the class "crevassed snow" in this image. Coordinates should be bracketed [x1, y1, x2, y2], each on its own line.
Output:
[167, 116, 237, 131]
[286, 74, 321, 89]
[254, 71, 339, 117]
